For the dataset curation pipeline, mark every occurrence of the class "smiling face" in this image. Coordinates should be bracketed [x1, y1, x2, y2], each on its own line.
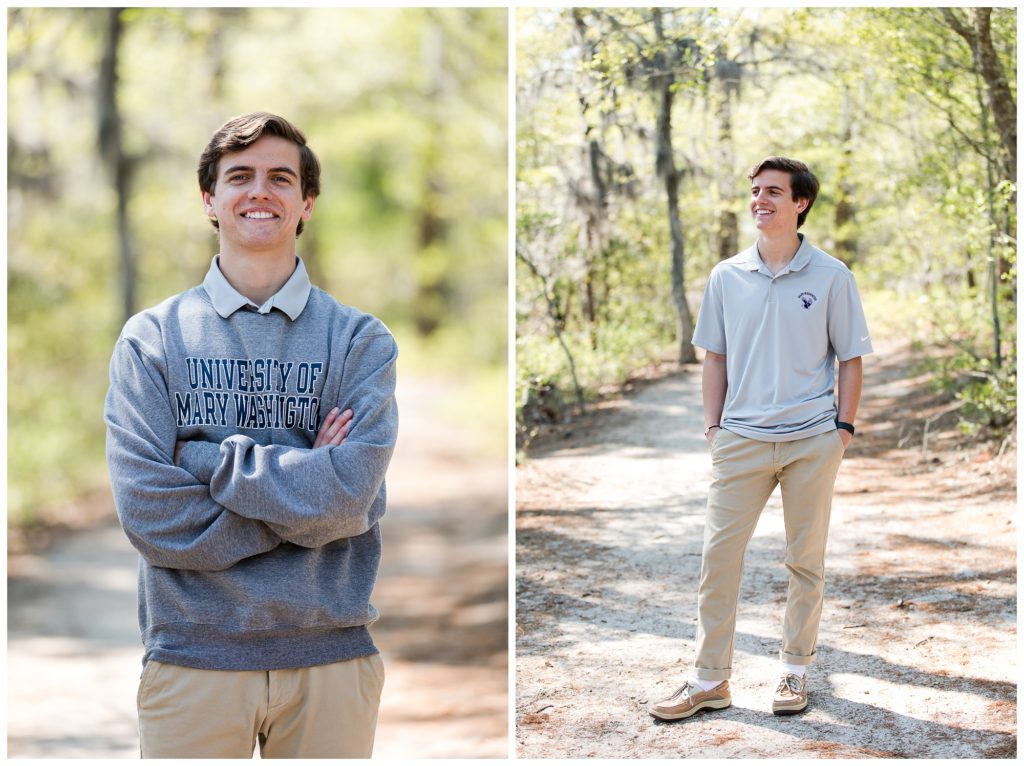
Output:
[750, 168, 809, 236]
[202, 135, 314, 255]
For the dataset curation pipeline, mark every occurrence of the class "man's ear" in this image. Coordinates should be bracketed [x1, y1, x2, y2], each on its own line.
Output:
[301, 195, 315, 221]
[796, 197, 809, 213]
[202, 190, 215, 217]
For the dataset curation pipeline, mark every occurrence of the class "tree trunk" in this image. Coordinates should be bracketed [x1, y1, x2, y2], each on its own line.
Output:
[413, 19, 449, 337]
[971, 9, 1016, 284]
[941, 8, 1016, 184]
[653, 10, 697, 365]
[573, 11, 607, 352]
[298, 216, 326, 288]
[665, 157, 697, 364]
[834, 89, 859, 265]
[582, 138, 606, 350]
[972, 9, 1016, 184]
[947, 7, 1016, 282]
[98, 8, 136, 325]
[712, 59, 739, 261]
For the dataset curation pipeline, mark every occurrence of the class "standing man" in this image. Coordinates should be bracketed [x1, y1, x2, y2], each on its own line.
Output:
[649, 157, 872, 721]
[105, 112, 398, 757]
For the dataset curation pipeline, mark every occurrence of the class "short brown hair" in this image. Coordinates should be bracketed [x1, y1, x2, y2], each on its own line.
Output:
[747, 156, 819, 229]
[198, 112, 321, 237]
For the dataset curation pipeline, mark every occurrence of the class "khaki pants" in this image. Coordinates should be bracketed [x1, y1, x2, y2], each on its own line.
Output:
[138, 653, 385, 758]
[694, 429, 845, 681]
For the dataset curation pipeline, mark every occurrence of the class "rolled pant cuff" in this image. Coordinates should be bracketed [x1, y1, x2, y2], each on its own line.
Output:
[779, 652, 815, 666]
[694, 668, 731, 682]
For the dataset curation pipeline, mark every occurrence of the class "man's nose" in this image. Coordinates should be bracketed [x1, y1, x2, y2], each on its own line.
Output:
[248, 176, 271, 198]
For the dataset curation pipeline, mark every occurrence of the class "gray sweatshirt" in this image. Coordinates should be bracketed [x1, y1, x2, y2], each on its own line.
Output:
[104, 257, 398, 670]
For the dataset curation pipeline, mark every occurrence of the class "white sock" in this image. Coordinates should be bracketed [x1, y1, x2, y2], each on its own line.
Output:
[693, 678, 721, 691]
[781, 662, 806, 677]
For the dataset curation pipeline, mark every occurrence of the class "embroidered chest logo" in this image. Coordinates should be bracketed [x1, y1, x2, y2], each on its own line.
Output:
[798, 292, 818, 310]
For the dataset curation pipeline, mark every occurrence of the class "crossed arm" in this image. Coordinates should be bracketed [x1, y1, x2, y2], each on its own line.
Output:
[173, 406, 354, 464]
[106, 337, 281, 571]
[106, 331, 398, 571]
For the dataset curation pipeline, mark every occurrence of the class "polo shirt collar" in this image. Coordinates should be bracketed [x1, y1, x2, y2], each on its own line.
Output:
[203, 255, 312, 320]
[745, 234, 813, 276]
[737, 245, 763, 272]
[787, 234, 813, 273]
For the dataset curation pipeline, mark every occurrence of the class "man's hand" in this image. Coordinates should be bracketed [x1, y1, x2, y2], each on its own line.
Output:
[313, 407, 354, 449]
[705, 425, 720, 447]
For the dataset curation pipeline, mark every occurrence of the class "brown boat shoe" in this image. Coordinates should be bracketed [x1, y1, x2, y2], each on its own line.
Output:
[772, 672, 808, 715]
[648, 680, 731, 721]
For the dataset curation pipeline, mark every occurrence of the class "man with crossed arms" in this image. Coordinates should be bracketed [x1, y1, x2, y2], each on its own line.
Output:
[106, 113, 396, 757]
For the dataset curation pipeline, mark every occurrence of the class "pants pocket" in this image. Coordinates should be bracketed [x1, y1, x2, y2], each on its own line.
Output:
[362, 653, 386, 706]
[832, 428, 846, 452]
[710, 427, 729, 452]
[136, 660, 163, 710]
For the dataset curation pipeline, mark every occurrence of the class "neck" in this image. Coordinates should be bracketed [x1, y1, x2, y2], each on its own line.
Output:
[756, 231, 802, 274]
[217, 247, 297, 306]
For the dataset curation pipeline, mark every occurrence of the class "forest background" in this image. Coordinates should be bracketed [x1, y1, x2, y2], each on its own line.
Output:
[8, 7, 508, 530]
[516, 6, 1016, 450]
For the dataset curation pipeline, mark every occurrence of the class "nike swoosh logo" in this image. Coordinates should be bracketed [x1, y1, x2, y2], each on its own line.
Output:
[861, 336, 870, 342]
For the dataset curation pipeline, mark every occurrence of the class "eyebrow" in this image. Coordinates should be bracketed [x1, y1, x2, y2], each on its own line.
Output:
[222, 164, 299, 179]
[751, 184, 786, 192]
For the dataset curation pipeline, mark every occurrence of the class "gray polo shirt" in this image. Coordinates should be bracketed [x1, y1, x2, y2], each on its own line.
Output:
[692, 235, 873, 442]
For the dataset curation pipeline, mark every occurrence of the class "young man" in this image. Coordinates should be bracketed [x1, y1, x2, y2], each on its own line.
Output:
[649, 157, 872, 721]
[105, 112, 398, 757]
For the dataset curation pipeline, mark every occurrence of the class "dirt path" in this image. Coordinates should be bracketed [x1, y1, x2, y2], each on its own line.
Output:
[515, 342, 1016, 758]
[8, 375, 508, 759]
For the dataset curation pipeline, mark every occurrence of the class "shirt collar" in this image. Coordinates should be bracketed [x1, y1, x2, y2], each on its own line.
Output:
[744, 234, 813, 276]
[787, 234, 813, 273]
[202, 255, 312, 320]
[737, 244, 763, 271]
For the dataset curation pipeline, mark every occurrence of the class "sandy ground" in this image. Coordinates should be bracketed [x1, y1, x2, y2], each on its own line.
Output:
[7, 375, 509, 759]
[515, 341, 1016, 758]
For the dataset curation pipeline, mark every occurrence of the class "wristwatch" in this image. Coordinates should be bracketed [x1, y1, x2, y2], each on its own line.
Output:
[704, 424, 720, 437]
[836, 420, 855, 435]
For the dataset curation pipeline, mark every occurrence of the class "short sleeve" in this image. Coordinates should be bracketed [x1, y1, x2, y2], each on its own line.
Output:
[692, 267, 727, 354]
[828, 271, 873, 361]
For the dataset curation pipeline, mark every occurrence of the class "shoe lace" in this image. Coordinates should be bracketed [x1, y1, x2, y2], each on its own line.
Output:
[777, 674, 802, 695]
[671, 682, 695, 699]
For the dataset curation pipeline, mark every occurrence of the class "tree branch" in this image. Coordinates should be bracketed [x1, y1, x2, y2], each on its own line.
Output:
[516, 242, 586, 408]
[939, 8, 976, 47]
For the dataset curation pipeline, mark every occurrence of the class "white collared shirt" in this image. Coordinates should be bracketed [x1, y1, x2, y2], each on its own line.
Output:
[202, 256, 312, 321]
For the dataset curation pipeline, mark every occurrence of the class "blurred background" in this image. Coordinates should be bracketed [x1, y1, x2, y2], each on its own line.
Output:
[516, 7, 1015, 451]
[8, 7, 508, 758]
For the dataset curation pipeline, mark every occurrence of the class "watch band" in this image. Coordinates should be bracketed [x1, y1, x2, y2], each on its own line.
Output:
[704, 424, 720, 437]
[836, 420, 855, 435]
